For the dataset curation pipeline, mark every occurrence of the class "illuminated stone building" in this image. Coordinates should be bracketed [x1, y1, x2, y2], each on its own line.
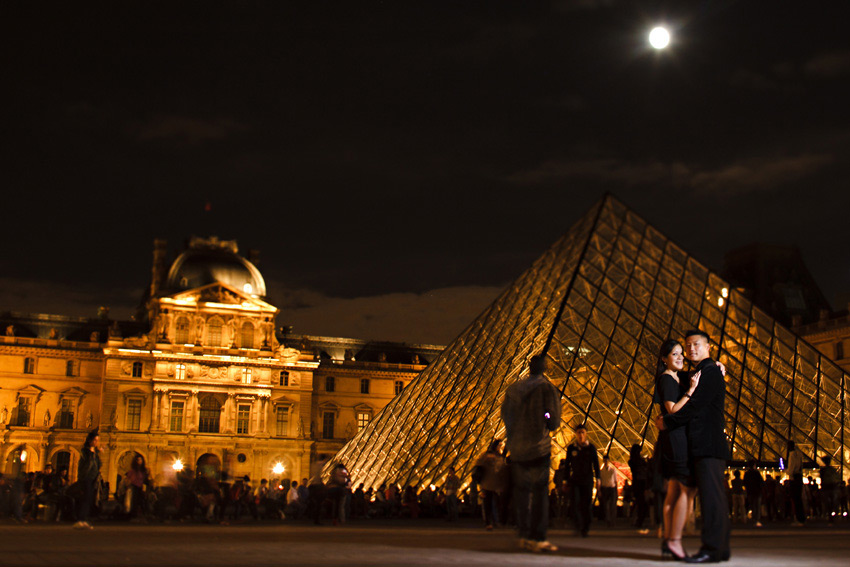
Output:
[796, 309, 850, 374]
[0, 237, 441, 487]
[332, 195, 850, 490]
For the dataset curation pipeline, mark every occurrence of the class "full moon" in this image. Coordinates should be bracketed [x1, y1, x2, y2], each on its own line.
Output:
[649, 26, 670, 49]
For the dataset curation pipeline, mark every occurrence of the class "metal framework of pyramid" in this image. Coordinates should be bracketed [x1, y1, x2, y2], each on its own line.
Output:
[331, 195, 849, 489]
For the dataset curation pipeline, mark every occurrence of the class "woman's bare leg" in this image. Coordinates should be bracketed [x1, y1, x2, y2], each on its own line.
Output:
[663, 480, 680, 541]
[667, 480, 691, 557]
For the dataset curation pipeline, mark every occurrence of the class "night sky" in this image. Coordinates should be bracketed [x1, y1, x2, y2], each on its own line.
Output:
[2, 1, 849, 345]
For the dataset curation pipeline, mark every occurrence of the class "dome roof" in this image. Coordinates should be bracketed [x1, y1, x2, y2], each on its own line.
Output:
[165, 237, 266, 296]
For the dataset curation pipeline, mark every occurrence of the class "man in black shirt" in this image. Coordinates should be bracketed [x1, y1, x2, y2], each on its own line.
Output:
[565, 423, 600, 537]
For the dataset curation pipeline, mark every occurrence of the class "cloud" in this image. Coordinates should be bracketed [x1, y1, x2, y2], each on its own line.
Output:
[508, 153, 834, 196]
[0, 277, 141, 320]
[690, 154, 834, 195]
[133, 114, 246, 144]
[271, 285, 503, 345]
[507, 158, 692, 187]
[728, 68, 780, 91]
[805, 50, 850, 78]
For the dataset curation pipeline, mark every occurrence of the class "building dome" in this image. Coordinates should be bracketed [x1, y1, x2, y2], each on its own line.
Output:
[165, 237, 266, 296]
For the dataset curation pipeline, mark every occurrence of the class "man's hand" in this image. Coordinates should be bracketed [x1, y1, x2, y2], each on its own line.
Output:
[655, 415, 666, 431]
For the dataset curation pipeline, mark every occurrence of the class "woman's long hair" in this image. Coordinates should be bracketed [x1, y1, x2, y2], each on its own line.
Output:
[131, 453, 147, 474]
[82, 428, 99, 451]
[656, 339, 682, 378]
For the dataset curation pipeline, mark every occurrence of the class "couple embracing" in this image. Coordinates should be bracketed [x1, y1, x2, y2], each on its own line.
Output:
[654, 330, 731, 564]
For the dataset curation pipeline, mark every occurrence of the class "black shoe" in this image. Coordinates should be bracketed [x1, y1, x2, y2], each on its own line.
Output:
[661, 541, 672, 559]
[685, 551, 722, 564]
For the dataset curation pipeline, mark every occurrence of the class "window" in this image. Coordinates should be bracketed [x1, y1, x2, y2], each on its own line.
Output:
[54, 451, 71, 473]
[175, 363, 186, 380]
[241, 368, 252, 384]
[170, 401, 184, 432]
[237, 404, 251, 434]
[65, 360, 77, 377]
[322, 411, 335, 439]
[360, 378, 370, 394]
[132, 362, 143, 378]
[126, 399, 142, 431]
[325, 376, 335, 392]
[175, 317, 190, 344]
[279, 371, 289, 387]
[59, 399, 74, 429]
[208, 320, 222, 347]
[276, 407, 289, 436]
[199, 397, 221, 433]
[395, 380, 404, 395]
[23, 357, 35, 374]
[836, 341, 845, 360]
[13, 397, 32, 426]
[241, 322, 254, 349]
[357, 411, 371, 432]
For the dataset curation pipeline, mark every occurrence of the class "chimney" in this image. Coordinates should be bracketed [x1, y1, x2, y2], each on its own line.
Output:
[150, 239, 169, 297]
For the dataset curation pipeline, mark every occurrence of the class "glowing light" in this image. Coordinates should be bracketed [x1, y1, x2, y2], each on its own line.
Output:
[243, 283, 253, 294]
[429, 484, 436, 491]
[20, 450, 27, 463]
[649, 27, 670, 49]
[717, 297, 725, 307]
[172, 459, 184, 471]
[721, 287, 729, 298]
[272, 462, 285, 475]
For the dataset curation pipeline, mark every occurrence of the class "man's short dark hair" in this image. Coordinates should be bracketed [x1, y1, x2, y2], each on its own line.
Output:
[685, 329, 710, 343]
[529, 354, 547, 375]
[575, 423, 587, 432]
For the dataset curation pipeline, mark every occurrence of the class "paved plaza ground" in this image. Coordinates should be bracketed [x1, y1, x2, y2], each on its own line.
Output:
[1, 519, 848, 567]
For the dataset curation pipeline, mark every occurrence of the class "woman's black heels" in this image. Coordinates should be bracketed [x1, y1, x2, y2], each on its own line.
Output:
[661, 540, 687, 561]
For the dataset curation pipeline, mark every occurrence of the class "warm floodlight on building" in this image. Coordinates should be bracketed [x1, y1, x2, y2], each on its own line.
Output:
[20, 450, 27, 463]
[721, 287, 729, 298]
[649, 26, 670, 49]
[172, 459, 184, 471]
[718, 297, 725, 307]
[272, 462, 285, 475]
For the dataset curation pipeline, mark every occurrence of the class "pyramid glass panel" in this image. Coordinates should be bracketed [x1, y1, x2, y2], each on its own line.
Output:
[328, 196, 850, 488]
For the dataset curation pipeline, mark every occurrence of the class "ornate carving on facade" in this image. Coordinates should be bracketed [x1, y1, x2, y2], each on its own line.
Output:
[198, 365, 227, 380]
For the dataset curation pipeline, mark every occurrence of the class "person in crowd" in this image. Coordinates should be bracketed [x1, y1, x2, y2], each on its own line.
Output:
[444, 467, 461, 522]
[565, 423, 600, 538]
[73, 429, 102, 529]
[475, 439, 508, 530]
[326, 463, 351, 525]
[657, 330, 731, 564]
[307, 474, 326, 525]
[501, 354, 562, 552]
[125, 454, 150, 520]
[743, 462, 764, 527]
[763, 473, 777, 522]
[599, 456, 618, 527]
[787, 440, 806, 525]
[286, 480, 302, 519]
[628, 444, 650, 534]
[819, 456, 841, 524]
[730, 471, 745, 523]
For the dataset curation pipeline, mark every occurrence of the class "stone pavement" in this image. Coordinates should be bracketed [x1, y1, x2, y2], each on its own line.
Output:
[1, 520, 848, 566]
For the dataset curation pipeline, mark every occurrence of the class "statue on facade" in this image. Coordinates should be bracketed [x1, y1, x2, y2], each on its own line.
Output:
[48, 328, 58, 339]
[0, 406, 7, 424]
[194, 315, 205, 344]
[5, 324, 14, 336]
[86, 411, 93, 428]
[90, 331, 99, 343]
[43, 410, 51, 427]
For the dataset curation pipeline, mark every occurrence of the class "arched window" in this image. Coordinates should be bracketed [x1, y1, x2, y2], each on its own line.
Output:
[175, 317, 190, 344]
[208, 319, 222, 347]
[241, 322, 254, 349]
[198, 397, 221, 433]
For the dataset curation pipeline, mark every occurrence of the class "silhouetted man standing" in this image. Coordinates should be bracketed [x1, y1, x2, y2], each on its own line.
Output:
[658, 330, 730, 563]
[502, 354, 562, 553]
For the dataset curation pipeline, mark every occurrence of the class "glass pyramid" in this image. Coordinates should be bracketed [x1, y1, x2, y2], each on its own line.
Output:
[331, 195, 849, 488]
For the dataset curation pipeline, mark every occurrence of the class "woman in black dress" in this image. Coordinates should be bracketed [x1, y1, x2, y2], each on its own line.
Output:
[654, 339, 700, 560]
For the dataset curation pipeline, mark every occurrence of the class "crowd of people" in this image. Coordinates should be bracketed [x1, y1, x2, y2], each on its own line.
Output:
[0, 333, 848, 564]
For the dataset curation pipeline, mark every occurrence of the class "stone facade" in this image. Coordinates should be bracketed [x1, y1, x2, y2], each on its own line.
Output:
[0, 238, 442, 489]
